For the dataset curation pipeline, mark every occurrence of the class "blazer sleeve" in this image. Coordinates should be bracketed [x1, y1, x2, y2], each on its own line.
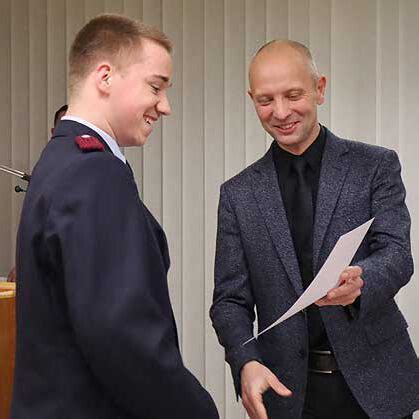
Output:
[210, 183, 262, 397]
[45, 155, 218, 419]
[355, 149, 414, 318]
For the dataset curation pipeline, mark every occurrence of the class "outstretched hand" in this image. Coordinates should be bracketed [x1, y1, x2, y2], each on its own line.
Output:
[316, 265, 363, 307]
[241, 360, 292, 419]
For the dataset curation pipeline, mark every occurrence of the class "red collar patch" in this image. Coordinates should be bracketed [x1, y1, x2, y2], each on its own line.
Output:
[75, 135, 105, 152]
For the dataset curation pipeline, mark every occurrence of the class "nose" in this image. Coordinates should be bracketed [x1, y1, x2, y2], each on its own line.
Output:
[157, 93, 171, 116]
[272, 98, 291, 120]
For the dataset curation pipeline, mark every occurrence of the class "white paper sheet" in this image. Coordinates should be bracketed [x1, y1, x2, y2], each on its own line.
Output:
[243, 218, 374, 345]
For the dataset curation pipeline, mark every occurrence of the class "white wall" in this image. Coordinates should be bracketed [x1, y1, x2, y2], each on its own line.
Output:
[0, 1, 417, 418]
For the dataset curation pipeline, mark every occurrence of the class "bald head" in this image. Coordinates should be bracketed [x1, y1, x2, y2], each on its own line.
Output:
[247, 39, 326, 155]
[249, 40, 320, 89]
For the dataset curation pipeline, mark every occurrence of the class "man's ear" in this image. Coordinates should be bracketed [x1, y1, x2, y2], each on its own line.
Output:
[95, 63, 112, 94]
[316, 76, 327, 105]
[247, 89, 254, 100]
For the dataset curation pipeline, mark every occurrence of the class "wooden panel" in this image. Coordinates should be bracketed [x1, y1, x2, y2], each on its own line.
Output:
[182, 0, 205, 383]
[142, 0, 163, 221]
[161, 0, 183, 348]
[0, 0, 12, 274]
[29, 0, 48, 169]
[309, 0, 331, 128]
[331, 0, 377, 142]
[204, 0, 225, 415]
[0, 283, 16, 419]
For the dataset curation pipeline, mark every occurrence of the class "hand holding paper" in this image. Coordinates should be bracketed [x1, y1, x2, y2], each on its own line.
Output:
[243, 218, 374, 345]
[316, 265, 363, 307]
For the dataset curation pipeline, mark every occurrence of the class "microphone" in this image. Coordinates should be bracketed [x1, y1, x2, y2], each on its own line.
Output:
[0, 164, 31, 193]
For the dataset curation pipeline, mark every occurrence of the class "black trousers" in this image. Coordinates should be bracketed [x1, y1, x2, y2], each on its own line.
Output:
[302, 370, 413, 419]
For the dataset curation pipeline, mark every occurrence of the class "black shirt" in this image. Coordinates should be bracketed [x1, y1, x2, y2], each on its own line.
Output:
[272, 125, 330, 350]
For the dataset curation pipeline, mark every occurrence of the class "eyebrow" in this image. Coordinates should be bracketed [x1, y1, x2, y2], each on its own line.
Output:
[153, 74, 173, 87]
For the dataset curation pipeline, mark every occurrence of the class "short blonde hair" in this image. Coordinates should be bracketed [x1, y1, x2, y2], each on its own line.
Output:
[69, 14, 172, 96]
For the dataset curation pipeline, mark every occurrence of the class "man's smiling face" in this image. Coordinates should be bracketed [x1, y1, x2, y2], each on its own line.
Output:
[107, 38, 173, 147]
[248, 44, 326, 155]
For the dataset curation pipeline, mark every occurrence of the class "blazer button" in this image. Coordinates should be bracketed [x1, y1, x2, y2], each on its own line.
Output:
[299, 349, 307, 359]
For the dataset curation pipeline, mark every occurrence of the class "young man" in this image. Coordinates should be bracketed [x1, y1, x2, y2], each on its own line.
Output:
[12, 14, 218, 419]
[210, 40, 419, 419]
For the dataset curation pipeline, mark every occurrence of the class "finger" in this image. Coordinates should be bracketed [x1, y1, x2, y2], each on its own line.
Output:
[342, 265, 363, 279]
[253, 397, 268, 419]
[328, 287, 362, 306]
[268, 375, 292, 397]
[316, 281, 362, 306]
[242, 396, 256, 419]
[328, 276, 363, 300]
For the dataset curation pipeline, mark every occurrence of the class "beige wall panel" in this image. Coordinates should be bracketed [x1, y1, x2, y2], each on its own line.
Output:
[204, 0, 226, 414]
[331, 0, 377, 142]
[398, 0, 419, 353]
[105, 0, 123, 13]
[265, 0, 288, 150]
[142, 0, 163, 222]
[289, 0, 309, 45]
[245, 0, 267, 166]
[85, 0, 105, 20]
[47, 0, 67, 131]
[66, 0, 85, 60]
[225, 0, 246, 182]
[29, 1, 48, 169]
[123, 0, 143, 17]
[182, 0, 206, 383]
[161, 0, 183, 347]
[123, 1, 144, 196]
[0, 0, 12, 274]
[11, 0, 30, 260]
[224, 0, 247, 416]
[266, 0, 288, 40]
[376, 0, 399, 150]
[309, 0, 331, 128]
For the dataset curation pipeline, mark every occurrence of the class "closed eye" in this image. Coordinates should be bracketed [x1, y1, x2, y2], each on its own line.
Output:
[257, 98, 272, 106]
[151, 84, 161, 94]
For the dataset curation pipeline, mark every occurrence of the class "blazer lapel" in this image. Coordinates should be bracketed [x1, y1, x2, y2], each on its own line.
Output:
[312, 130, 350, 273]
[250, 147, 304, 297]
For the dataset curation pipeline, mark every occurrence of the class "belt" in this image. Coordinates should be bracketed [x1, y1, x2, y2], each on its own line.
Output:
[308, 350, 339, 374]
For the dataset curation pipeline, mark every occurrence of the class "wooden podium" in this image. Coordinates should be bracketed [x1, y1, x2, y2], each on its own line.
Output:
[0, 282, 16, 419]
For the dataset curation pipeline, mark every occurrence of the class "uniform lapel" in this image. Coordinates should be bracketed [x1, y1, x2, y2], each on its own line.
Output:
[250, 146, 304, 297]
[312, 130, 350, 273]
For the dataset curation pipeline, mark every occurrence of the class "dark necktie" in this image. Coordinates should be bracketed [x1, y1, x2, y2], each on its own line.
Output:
[290, 157, 313, 288]
[291, 157, 327, 349]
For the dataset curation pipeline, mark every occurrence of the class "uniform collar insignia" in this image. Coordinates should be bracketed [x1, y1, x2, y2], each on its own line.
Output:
[75, 135, 105, 152]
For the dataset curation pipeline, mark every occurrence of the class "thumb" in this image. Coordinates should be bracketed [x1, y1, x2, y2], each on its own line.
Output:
[267, 374, 292, 397]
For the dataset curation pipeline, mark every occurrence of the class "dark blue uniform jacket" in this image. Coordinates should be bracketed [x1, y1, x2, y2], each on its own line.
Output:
[11, 120, 219, 419]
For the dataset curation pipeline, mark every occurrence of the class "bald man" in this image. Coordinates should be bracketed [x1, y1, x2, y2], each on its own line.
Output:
[210, 40, 419, 419]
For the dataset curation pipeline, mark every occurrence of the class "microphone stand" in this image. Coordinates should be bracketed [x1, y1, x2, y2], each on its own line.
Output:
[0, 165, 31, 193]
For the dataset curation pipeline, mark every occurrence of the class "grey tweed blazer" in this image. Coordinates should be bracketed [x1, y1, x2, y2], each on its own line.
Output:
[210, 128, 419, 419]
